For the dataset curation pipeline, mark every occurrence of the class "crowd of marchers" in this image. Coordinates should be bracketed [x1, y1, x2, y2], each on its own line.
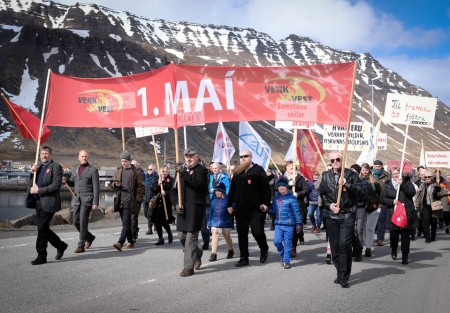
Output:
[26, 146, 450, 287]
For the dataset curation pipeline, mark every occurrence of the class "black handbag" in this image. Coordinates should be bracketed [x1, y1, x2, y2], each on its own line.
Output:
[25, 192, 36, 209]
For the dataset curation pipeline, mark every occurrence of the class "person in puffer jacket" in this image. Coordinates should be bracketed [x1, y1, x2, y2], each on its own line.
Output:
[269, 176, 303, 269]
[207, 182, 234, 262]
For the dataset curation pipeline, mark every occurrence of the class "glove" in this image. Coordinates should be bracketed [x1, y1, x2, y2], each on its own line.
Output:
[176, 204, 185, 215]
[432, 191, 439, 199]
[296, 224, 303, 234]
[175, 163, 185, 173]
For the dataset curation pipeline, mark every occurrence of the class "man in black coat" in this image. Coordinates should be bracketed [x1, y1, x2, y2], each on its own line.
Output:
[173, 148, 208, 277]
[227, 150, 271, 267]
[29, 146, 68, 265]
[319, 151, 364, 288]
[63, 149, 100, 253]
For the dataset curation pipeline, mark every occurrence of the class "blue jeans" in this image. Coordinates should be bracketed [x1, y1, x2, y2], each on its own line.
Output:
[308, 204, 321, 228]
[273, 225, 295, 263]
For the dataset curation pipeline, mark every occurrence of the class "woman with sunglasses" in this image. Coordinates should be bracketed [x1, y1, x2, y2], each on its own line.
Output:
[380, 167, 416, 264]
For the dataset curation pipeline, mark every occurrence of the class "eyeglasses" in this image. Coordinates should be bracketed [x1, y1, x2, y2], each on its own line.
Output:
[148, 168, 153, 171]
[240, 155, 251, 159]
[330, 158, 341, 163]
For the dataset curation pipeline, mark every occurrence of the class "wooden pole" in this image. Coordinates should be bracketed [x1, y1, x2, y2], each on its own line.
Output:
[33, 69, 52, 185]
[121, 127, 125, 151]
[336, 61, 358, 206]
[152, 134, 168, 220]
[308, 129, 327, 169]
[292, 129, 298, 193]
[395, 124, 409, 202]
[175, 128, 183, 211]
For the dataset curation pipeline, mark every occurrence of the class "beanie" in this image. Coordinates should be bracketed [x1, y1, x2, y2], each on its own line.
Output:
[120, 150, 131, 161]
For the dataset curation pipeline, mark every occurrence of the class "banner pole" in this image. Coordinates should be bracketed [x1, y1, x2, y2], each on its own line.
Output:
[292, 129, 298, 193]
[336, 61, 358, 206]
[152, 134, 168, 220]
[308, 129, 327, 169]
[395, 124, 409, 202]
[33, 69, 52, 185]
[175, 128, 183, 211]
[121, 127, 125, 151]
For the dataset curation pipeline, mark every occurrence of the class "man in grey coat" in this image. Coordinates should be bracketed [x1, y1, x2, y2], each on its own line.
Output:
[29, 146, 68, 265]
[64, 149, 100, 253]
[172, 148, 208, 277]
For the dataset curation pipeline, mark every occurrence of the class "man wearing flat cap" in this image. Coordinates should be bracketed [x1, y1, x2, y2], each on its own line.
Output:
[172, 147, 208, 277]
[110, 150, 145, 251]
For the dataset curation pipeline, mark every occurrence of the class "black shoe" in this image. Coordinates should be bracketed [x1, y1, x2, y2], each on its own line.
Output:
[410, 235, 416, 241]
[365, 248, 371, 257]
[202, 243, 209, 250]
[85, 236, 95, 249]
[227, 250, 234, 259]
[55, 242, 68, 260]
[260, 249, 269, 263]
[340, 281, 350, 288]
[425, 239, 431, 243]
[235, 257, 249, 267]
[391, 250, 397, 260]
[168, 233, 173, 244]
[334, 278, 341, 284]
[209, 253, 217, 262]
[326, 254, 332, 264]
[31, 257, 47, 265]
[354, 254, 362, 262]
[401, 255, 409, 265]
[446, 228, 449, 234]
[155, 238, 164, 245]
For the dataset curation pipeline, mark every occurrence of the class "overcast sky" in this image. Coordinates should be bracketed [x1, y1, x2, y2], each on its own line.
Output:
[55, 0, 450, 106]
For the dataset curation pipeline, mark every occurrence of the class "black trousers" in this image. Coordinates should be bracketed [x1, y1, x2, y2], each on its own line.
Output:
[422, 205, 437, 240]
[73, 204, 95, 247]
[155, 220, 172, 239]
[143, 200, 153, 229]
[119, 201, 134, 245]
[390, 228, 410, 253]
[235, 207, 268, 258]
[36, 201, 65, 259]
[327, 214, 355, 283]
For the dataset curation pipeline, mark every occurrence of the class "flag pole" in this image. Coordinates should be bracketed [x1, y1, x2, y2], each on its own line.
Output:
[308, 129, 327, 169]
[121, 127, 125, 151]
[246, 122, 281, 173]
[2, 95, 38, 142]
[395, 124, 409, 202]
[336, 61, 358, 206]
[152, 134, 168, 220]
[174, 128, 183, 211]
[33, 69, 52, 185]
[292, 129, 298, 193]
[373, 112, 383, 160]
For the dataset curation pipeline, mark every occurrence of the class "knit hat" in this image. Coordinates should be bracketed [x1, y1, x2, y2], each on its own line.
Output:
[373, 160, 383, 166]
[276, 176, 289, 188]
[120, 150, 131, 161]
[351, 164, 361, 174]
[214, 182, 226, 194]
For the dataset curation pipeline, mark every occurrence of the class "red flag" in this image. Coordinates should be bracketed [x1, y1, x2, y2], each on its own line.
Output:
[296, 130, 324, 181]
[3, 97, 51, 143]
[45, 62, 356, 129]
[391, 201, 408, 228]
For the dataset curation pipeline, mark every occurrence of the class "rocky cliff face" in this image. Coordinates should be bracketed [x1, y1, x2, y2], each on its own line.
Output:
[0, 0, 449, 168]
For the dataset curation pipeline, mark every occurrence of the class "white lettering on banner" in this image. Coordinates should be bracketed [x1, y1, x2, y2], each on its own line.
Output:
[274, 120, 316, 129]
[137, 87, 148, 117]
[194, 79, 222, 112]
[165, 81, 190, 115]
[225, 71, 235, 109]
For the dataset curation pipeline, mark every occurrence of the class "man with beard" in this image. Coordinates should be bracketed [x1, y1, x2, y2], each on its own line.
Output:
[29, 146, 68, 265]
[173, 148, 208, 277]
[227, 150, 271, 267]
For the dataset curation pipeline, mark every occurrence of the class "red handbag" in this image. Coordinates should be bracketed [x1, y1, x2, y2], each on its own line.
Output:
[391, 201, 408, 228]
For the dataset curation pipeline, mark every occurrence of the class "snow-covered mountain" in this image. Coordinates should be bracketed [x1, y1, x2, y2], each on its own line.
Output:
[0, 0, 449, 166]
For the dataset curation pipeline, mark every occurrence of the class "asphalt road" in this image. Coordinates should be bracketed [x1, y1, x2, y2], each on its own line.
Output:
[1, 220, 449, 313]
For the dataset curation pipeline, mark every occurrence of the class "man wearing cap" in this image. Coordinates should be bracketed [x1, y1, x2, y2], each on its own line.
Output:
[319, 151, 364, 288]
[372, 159, 390, 246]
[172, 147, 208, 277]
[111, 150, 145, 251]
[227, 150, 271, 267]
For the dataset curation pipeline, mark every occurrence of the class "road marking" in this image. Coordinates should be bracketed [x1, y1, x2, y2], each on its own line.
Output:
[139, 279, 156, 284]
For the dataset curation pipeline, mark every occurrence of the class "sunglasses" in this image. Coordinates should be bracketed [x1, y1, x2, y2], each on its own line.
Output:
[148, 168, 153, 171]
[330, 158, 341, 163]
[240, 155, 251, 159]
[425, 176, 433, 178]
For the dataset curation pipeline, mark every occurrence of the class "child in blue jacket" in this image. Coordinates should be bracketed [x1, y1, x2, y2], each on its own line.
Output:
[269, 177, 303, 269]
[207, 182, 234, 261]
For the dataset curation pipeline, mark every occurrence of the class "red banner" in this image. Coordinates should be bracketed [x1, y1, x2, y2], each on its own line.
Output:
[45, 62, 356, 129]
[296, 130, 324, 181]
[4, 97, 51, 143]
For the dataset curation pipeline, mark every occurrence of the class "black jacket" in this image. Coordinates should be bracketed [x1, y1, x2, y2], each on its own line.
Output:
[319, 168, 365, 216]
[381, 177, 416, 230]
[227, 163, 271, 209]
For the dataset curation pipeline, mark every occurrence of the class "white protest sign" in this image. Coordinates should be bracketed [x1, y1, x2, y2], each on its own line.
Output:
[383, 93, 437, 128]
[377, 133, 387, 150]
[425, 151, 450, 168]
[274, 120, 316, 129]
[323, 123, 371, 151]
[135, 126, 169, 138]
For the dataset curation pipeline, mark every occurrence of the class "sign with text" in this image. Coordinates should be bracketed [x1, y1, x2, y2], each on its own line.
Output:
[377, 133, 387, 150]
[425, 151, 450, 168]
[323, 123, 371, 151]
[135, 126, 169, 138]
[383, 93, 437, 128]
[387, 159, 414, 174]
[274, 120, 316, 129]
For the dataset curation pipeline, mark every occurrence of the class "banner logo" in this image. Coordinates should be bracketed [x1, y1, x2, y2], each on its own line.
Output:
[77, 89, 124, 114]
